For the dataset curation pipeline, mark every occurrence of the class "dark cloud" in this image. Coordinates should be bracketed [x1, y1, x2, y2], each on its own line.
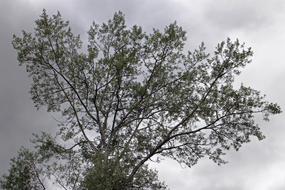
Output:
[1, 1, 285, 190]
[0, 0, 57, 175]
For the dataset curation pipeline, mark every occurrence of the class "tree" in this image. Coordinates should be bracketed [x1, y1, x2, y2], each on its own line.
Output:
[1, 10, 281, 189]
[0, 148, 45, 190]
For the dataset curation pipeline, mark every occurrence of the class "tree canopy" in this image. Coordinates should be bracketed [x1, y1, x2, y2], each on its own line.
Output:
[1, 10, 281, 190]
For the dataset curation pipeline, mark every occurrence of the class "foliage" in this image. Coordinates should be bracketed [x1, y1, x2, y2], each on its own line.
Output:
[0, 148, 45, 190]
[1, 10, 281, 189]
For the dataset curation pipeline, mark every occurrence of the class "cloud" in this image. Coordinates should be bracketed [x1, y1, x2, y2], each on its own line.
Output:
[0, 0, 58, 175]
[1, 1, 285, 190]
[204, 0, 285, 31]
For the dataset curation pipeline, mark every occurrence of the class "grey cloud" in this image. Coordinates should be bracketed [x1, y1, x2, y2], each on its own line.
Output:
[1, 1, 285, 190]
[0, 0, 57, 175]
[204, 0, 285, 31]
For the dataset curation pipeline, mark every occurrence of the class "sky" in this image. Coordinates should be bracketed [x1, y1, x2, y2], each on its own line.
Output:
[0, 0, 285, 189]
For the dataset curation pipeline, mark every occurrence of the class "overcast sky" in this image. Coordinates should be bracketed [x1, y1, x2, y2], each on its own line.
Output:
[1, 0, 285, 189]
